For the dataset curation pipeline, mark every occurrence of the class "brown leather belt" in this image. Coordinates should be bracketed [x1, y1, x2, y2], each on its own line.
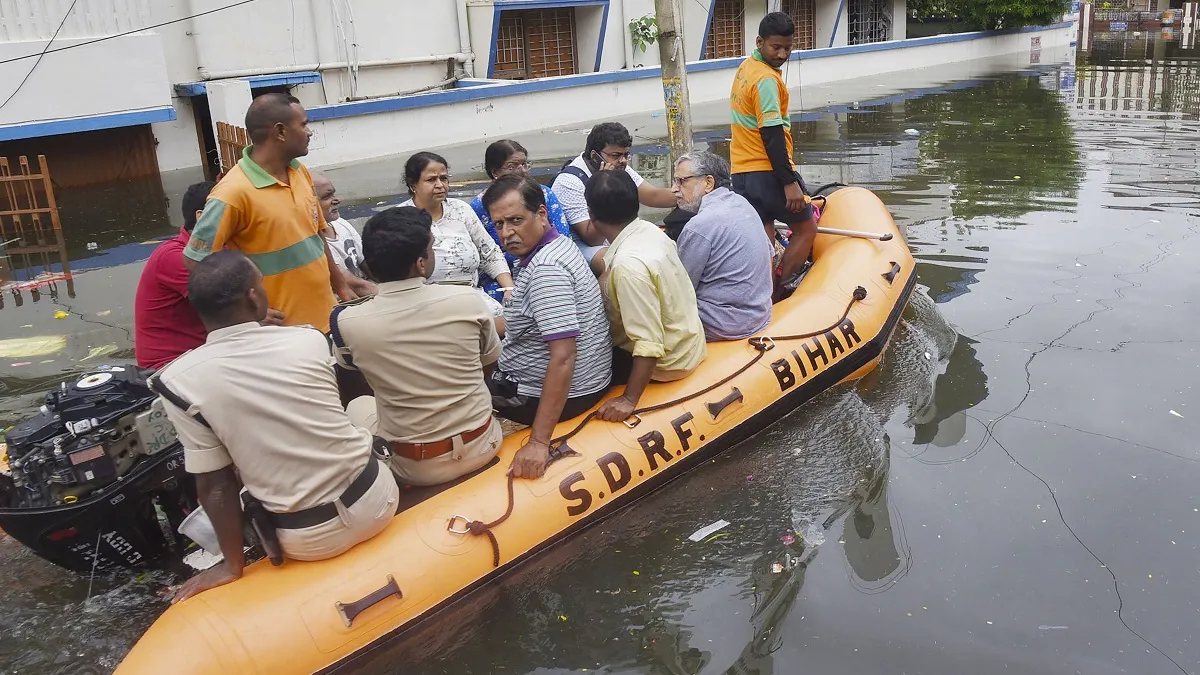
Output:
[389, 417, 493, 461]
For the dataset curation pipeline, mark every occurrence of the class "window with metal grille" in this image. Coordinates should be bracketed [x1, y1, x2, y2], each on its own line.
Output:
[704, 0, 745, 59]
[493, 15, 526, 79]
[847, 0, 891, 46]
[782, 0, 816, 51]
[493, 8, 577, 80]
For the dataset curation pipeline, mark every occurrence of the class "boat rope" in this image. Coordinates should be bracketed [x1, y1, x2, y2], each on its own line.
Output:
[462, 285, 868, 568]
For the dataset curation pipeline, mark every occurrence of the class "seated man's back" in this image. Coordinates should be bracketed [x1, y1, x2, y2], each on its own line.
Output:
[334, 207, 503, 487]
[162, 323, 375, 515]
[159, 250, 396, 592]
[604, 218, 707, 380]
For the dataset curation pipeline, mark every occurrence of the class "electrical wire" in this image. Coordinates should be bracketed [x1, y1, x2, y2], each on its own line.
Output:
[0, 0, 81, 112]
[0, 0, 262, 68]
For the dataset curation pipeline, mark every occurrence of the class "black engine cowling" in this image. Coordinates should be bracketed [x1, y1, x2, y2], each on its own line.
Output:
[0, 366, 194, 571]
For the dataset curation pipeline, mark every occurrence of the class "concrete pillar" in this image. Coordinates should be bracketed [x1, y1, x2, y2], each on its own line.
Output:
[816, 0, 847, 48]
[206, 79, 253, 151]
[745, 0, 768, 55]
[891, 0, 906, 40]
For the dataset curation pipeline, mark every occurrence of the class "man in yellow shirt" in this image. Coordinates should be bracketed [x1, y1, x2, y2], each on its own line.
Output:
[586, 171, 705, 423]
[185, 93, 353, 332]
[730, 12, 816, 300]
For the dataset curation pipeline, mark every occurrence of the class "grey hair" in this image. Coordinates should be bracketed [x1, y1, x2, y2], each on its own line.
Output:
[675, 151, 731, 189]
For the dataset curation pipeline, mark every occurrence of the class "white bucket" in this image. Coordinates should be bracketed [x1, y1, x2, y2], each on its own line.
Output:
[178, 506, 222, 557]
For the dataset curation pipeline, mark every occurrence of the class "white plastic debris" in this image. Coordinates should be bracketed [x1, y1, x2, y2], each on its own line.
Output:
[86, 242, 98, 250]
[1170, 410, 1184, 418]
[904, 128, 920, 136]
[182, 548, 223, 571]
[801, 522, 826, 547]
[688, 519, 731, 542]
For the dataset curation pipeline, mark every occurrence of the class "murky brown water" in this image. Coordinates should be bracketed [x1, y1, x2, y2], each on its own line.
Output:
[3, 34, 1199, 675]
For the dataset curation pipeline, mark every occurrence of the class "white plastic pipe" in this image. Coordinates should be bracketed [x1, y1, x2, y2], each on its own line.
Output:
[198, 54, 473, 80]
[455, 0, 476, 77]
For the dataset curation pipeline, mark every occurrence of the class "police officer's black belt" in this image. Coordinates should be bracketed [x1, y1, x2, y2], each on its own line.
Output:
[269, 457, 381, 531]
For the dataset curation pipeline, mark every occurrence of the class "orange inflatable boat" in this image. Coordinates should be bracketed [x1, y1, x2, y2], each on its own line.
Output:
[115, 187, 916, 675]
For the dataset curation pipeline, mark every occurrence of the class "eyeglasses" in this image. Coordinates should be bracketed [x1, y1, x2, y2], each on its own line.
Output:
[599, 149, 631, 162]
[500, 161, 530, 172]
[671, 174, 706, 188]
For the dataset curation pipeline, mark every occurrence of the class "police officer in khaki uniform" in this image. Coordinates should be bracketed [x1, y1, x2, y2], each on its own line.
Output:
[333, 206, 503, 486]
[158, 250, 398, 604]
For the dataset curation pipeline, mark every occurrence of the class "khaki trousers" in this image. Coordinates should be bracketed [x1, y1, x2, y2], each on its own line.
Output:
[274, 458, 398, 562]
[347, 395, 502, 487]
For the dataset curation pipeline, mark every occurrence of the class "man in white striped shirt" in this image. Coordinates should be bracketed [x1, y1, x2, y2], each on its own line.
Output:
[482, 175, 613, 479]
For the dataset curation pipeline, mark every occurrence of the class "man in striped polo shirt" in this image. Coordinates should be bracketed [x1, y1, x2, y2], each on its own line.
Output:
[482, 174, 613, 479]
[730, 12, 816, 301]
[185, 93, 353, 332]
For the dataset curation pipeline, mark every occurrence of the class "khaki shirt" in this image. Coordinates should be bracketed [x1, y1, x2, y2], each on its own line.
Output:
[157, 323, 373, 514]
[333, 278, 501, 443]
[603, 219, 707, 381]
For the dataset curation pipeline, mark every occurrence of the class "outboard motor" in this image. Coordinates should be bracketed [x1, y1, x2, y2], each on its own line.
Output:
[0, 366, 194, 572]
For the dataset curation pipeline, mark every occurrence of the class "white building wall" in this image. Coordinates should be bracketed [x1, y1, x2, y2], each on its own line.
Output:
[304, 23, 1074, 171]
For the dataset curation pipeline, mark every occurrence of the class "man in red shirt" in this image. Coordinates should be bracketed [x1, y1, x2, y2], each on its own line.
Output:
[134, 181, 214, 369]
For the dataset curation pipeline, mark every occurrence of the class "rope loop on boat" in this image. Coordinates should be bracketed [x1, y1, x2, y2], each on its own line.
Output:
[461, 285, 868, 568]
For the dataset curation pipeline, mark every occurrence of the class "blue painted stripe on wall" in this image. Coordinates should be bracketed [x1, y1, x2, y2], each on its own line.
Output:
[595, 1, 609, 72]
[829, 0, 846, 48]
[495, 0, 606, 7]
[699, 0, 717, 60]
[173, 72, 323, 97]
[0, 106, 178, 142]
[305, 22, 1074, 123]
[488, 4, 502, 78]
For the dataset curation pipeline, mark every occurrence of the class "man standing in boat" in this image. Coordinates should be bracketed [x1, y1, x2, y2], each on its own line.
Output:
[158, 251, 396, 603]
[332, 206, 504, 486]
[184, 93, 355, 332]
[730, 12, 817, 300]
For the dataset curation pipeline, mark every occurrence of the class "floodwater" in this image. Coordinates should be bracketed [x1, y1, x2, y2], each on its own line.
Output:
[3, 34, 1200, 675]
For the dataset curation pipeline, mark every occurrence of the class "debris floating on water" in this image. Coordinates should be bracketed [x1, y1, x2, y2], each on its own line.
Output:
[86, 242, 99, 250]
[1169, 410, 1184, 418]
[904, 128, 920, 136]
[1038, 625, 1068, 630]
[781, 532, 796, 545]
[801, 523, 826, 547]
[688, 519, 731, 542]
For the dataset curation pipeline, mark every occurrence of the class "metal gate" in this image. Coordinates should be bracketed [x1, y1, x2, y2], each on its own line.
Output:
[848, 0, 892, 45]
[0, 155, 72, 306]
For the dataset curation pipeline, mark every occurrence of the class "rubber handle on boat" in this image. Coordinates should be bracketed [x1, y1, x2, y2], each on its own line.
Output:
[335, 574, 403, 628]
[705, 387, 744, 420]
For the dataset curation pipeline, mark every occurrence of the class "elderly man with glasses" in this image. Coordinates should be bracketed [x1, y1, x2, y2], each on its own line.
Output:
[671, 151, 775, 341]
